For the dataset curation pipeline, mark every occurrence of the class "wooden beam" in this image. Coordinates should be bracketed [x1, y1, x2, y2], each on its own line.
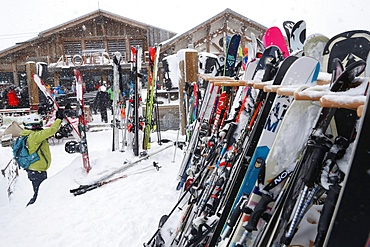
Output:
[320, 95, 366, 110]
[185, 51, 198, 83]
[357, 105, 364, 117]
[179, 60, 186, 135]
[25, 62, 39, 110]
[11, 63, 19, 87]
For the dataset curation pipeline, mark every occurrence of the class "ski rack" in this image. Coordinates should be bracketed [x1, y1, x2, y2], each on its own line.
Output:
[255, 76, 369, 113]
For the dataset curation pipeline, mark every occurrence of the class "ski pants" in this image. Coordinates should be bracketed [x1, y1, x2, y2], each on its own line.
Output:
[99, 107, 108, 123]
[27, 170, 47, 206]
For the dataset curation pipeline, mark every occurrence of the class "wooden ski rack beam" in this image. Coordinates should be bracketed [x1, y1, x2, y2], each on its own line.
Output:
[252, 81, 271, 89]
[357, 105, 364, 117]
[212, 80, 250, 86]
[263, 85, 279, 92]
[198, 74, 232, 81]
[316, 79, 331, 85]
[261, 79, 330, 95]
[319, 95, 366, 110]
[276, 86, 301, 96]
[294, 90, 328, 101]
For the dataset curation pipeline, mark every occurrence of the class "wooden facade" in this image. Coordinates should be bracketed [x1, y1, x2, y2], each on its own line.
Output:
[161, 8, 267, 56]
[0, 9, 176, 87]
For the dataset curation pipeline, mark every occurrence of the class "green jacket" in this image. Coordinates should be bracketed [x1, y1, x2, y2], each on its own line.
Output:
[107, 87, 120, 101]
[107, 87, 114, 100]
[20, 119, 62, 171]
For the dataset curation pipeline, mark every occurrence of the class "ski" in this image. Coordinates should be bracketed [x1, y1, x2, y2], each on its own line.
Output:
[130, 46, 143, 156]
[224, 34, 241, 77]
[143, 44, 161, 150]
[73, 69, 91, 173]
[70, 143, 172, 196]
[112, 52, 122, 151]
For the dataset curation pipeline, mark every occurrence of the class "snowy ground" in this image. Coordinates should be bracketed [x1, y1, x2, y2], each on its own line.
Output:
[0, 112, 185, 246]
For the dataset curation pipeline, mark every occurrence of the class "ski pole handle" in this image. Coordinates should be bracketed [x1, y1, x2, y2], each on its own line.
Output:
[244, 193, 274, 232]
[314, 183, 341, 246]
[301, 139, 331, 188]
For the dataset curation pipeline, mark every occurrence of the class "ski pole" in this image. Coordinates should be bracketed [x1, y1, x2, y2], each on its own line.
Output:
[144, 155, 210, 246]
[1, 158, 14, 177]
[172, 126, 181, 163]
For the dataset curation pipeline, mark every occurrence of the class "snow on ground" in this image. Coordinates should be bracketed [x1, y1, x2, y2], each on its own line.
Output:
[0, 112, 185, 246]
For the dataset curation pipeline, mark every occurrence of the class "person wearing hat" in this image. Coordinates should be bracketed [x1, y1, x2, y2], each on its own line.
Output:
[94, 85, 110, 123]
[20, 109, 64, 206]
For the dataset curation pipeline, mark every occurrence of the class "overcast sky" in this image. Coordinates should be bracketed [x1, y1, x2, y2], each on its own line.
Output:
[0, 0, 369, 51]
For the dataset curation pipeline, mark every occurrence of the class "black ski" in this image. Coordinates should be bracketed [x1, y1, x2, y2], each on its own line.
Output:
[323, 85, 370, 247]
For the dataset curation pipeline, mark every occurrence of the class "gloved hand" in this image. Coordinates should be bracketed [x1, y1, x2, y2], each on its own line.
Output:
[56, 109, 64, 120]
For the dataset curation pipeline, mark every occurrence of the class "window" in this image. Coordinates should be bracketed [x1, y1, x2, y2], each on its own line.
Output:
[64, 41, 82, 54]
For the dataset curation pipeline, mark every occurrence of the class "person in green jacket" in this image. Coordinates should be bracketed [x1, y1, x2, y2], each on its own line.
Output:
[20, 109, 64, 206]
[107, 84, 114, 112]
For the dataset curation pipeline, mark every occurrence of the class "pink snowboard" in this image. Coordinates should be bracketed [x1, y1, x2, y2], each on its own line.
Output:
[263, 26, 290, 58]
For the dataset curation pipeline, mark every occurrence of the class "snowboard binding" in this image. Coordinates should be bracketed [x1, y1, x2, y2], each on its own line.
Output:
[65, 141, 81, 154]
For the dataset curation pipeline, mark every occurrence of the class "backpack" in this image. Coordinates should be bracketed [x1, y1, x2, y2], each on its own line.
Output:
[12, 136, 41, 169]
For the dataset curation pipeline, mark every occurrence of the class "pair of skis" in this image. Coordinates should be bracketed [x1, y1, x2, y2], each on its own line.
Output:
[119, 46, 144, 156]
[33, 69, 91, 172]
[70, 143, 172, 196]
[143, 44, 161, 150]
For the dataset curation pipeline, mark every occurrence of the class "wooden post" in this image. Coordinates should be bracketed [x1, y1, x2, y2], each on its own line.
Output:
[25, 62, 39, 110]
[185, 51, 198, 83]
[178, 50, 198, 135]
[11, 63, 19, 87]
[179, 60, 186, 135]
[53, 73, 60, 87]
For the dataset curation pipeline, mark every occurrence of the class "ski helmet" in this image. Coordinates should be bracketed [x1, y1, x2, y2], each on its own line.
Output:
[23, 114, 43, 130]
[100, 85, 107, 92]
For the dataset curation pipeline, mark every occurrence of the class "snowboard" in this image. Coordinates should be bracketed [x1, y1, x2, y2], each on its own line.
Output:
[290, 20, 306, 52]
[322, 30, 370, 73]
[263, 26, 290, 58]
[282, 20, 295, 50]
[323, 86, 370, 247]
[258, 58, 366, 246]
[303, 33, 329, 71]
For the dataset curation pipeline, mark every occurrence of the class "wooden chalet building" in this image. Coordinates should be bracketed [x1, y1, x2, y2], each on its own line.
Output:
[161, 8, 267, 56]
[0, 8, 268, 91]
[0, 9, 176, 88]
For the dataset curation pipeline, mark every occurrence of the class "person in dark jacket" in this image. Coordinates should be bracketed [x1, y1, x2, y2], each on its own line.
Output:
[19, 86, 30, 108]
[94, 85, 110, 123]
[20, 109, 64, 206]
